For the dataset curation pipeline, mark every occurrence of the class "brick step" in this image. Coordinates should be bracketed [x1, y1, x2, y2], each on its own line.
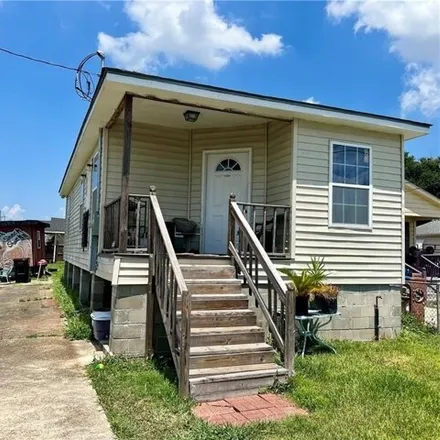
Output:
[189, 367, 288, 402]
[177, 309, 257, 327]
[189, 343, 274, 369]
[190, 326, 265, 346]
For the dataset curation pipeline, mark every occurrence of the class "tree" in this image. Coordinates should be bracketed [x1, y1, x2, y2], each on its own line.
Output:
[405, 152, 440, 199]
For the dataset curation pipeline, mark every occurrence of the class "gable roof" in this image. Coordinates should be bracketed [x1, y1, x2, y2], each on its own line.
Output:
[59, 68, 431, 197]
[417, 220, 440, 237]
[46, 217, 66, 233]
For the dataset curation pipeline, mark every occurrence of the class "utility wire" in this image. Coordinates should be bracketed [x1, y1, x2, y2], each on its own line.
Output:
[0, 46, 99, 76]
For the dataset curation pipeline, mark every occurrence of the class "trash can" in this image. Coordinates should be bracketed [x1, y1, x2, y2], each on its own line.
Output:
[13, 258, 31, 283]
[91, 310, 111, 341]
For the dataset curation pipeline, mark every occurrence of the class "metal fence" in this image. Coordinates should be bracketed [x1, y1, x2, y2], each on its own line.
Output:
[402, 279, 440, 332]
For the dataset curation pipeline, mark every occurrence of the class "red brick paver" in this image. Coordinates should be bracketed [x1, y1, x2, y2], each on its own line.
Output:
[193, 393, 307, 426]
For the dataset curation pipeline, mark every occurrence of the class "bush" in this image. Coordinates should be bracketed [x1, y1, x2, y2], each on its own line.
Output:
[50, 263, 92, 340]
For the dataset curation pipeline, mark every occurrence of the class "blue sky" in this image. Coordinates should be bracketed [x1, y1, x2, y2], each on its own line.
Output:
[0, 0, 439, 220]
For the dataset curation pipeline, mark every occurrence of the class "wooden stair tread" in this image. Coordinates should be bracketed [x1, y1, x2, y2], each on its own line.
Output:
[190, 343, 272, 356]
[191, 326, 262, 335]
[177, 309, 255, 317]
[189, 366, 288, 384]
[179, 294, 247, 301]
[189, 363, 287, 378]
[185, 279, 241, 284]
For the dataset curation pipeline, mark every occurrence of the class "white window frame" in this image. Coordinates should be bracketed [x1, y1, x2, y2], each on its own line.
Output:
[329, 141, 373, 230]
[36, 230, 41, 249]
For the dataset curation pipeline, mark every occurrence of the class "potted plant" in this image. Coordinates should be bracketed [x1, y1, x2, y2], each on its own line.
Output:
[279, 257, 327, 316]
[310, 284, 339, 314]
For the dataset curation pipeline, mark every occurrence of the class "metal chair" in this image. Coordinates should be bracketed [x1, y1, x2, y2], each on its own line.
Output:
[0, 266, 13, 283]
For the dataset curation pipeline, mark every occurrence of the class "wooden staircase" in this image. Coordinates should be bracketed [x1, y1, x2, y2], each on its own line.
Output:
[178, 257, 287, 401]
[146, 187, 295, 402]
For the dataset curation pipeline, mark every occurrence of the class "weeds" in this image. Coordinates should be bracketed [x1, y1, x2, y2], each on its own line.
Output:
[50, 262, 91, 340]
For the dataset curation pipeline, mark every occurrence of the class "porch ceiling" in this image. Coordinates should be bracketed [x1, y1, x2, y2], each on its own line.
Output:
[124, 97, 268, 129]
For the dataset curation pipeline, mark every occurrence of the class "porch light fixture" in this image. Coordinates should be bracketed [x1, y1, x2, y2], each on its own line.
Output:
[183, 110, 200, 123]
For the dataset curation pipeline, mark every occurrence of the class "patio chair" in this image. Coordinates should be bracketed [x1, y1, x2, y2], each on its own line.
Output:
[0, 266, 13, 283]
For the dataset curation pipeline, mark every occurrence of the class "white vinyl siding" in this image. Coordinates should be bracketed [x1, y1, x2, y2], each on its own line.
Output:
[294, 120, 403, 284]
[64, 178, 90, 270]
[267, 121, 292, 205]
[190, 124, 266, 225]
[405, 188, 440, 219]
[106, 121, 190, 220]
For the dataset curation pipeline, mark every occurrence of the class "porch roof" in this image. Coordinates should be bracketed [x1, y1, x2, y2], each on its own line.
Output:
[405, 181, 440, 221]
[59, 68, 431, 197]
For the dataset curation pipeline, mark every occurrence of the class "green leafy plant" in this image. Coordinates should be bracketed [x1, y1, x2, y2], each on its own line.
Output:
[279, 257, 328, 296]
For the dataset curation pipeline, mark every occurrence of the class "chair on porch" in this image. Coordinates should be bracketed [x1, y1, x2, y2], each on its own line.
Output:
[255, 213, 288, 255]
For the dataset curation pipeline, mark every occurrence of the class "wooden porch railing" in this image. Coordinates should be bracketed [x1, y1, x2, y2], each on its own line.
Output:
[147, 186, 191, 397]
[236, 201, 291, 257]
[103, 194, 150, 251]
[228, 194, 295, 376]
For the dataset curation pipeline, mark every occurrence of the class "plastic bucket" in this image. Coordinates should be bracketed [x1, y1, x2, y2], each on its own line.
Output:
[91, 310, 111, 341]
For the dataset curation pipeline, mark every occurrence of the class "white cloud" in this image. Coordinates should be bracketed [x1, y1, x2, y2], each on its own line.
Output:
[98, 0, 284, 72]
[1, 204, 25, 221]
[326, 0, 440, 118]
[303, 96, 320, 104]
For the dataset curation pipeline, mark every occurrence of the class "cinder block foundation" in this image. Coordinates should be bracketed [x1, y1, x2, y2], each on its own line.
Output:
[79, 269, 91, 305]
[109, 285, 147, 356]
[318, 285, 401, 340]
[71, 266, 80, 293]
[91, 274, 106, 310]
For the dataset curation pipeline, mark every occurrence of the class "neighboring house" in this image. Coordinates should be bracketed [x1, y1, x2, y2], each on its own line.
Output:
[45, 217, 66, 263]
[417, 221, 440, 252]
[59, 68, 431, 400]
[0, 220, 48, 270]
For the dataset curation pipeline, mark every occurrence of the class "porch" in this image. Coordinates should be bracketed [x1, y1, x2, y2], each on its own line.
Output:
[100, 93, 293, 259]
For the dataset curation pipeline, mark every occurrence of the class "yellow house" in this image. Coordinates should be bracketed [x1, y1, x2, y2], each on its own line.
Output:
[59, 68, 431, 400]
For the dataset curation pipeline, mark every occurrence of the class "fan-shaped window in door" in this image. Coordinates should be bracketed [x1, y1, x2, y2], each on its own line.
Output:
[216, 159, 241, 172]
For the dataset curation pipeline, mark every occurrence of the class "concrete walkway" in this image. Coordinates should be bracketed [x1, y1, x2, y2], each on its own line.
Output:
[0, 281, 114, 440]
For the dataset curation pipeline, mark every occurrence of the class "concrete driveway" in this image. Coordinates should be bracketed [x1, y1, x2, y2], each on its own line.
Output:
[0, 281, 114, 440]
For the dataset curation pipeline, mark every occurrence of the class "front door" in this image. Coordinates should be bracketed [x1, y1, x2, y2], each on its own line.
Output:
[203, 151, 250, 254]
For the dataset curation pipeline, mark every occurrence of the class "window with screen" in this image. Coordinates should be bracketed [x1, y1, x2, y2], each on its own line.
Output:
[330, 143, 371, 227]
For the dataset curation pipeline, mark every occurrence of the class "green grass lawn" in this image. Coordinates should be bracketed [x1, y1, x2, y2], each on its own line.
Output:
[89, 319, 440, 440]
[49, 262, 92, 340]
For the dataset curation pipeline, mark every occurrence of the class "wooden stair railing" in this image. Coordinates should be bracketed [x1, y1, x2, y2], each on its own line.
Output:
[228, 194, 295, 376]
[146, 186, 191, 397]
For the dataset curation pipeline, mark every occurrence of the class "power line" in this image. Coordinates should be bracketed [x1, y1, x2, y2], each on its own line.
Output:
[0, 46, 99, 76]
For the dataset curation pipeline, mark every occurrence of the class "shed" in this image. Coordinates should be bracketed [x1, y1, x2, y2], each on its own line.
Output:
[0, 220, 49, 270]
[45, 217, 66, 263]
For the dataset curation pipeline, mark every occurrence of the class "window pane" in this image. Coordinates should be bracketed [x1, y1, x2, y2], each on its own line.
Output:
[333, 164, 344, 183]
[333, 204, 343, 224]
[356, 206, 369, 225]
[333, 145, 345, 164]
[344, 187, 356, 205]
[358, 148, 370, 165]
[345, 165, 357, 184]
[357, 167, 369, 185]
[333, 187, 343, 204]
[344, 205, 356, 224]
[356, 188, 369, 206]
[346, 147, 357, 165]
